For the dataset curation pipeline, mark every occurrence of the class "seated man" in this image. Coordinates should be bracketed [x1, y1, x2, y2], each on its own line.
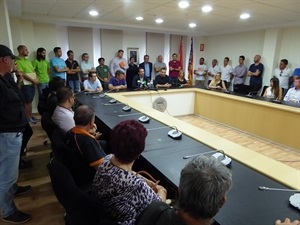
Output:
[65, 105, 106, 187]
[153, 68, 172, 89]
[136, 155, 232, 225]
[83, 72, 103, 93]
[108, 70, 127, 90]
[132, 67, 149, 89]
[283, 77, 300, 103]
[52, 87, 75, 133]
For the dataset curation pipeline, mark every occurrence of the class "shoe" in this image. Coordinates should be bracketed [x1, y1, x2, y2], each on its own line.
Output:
[19, 159, 32, 170]
[14, 185, 32, 196]
[2, 210, 31, 224]
[27, 118, 36, 124]
[31, 117, 40, 122]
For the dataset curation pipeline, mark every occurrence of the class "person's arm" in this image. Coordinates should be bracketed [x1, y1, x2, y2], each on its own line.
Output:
[237, 66, 247, 78]
[209, 82, 215, 89]
[278, 88, 283, 100]
[108, 83, 115, 90]
[263, 88, 267, 97]
[221, 81, 227, 90]
[96, 79, 103, 92]
[283, 89, 290, 101]
[132, 76, 138, 89]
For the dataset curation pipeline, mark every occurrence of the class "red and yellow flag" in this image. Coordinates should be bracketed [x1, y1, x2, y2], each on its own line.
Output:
[188, 37, 193, 85]
[179, 36, 183, 68]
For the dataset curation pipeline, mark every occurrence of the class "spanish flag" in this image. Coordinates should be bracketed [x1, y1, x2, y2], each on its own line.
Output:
[188, 37, 193, 85]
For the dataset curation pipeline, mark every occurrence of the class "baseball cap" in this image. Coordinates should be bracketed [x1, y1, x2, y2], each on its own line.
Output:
[0, 45, 19, 59]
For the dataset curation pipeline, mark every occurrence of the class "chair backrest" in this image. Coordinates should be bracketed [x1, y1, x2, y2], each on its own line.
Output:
[261, 85, 268, 96]
[41, 111, 58, 140]
[49, 157, 101, 225]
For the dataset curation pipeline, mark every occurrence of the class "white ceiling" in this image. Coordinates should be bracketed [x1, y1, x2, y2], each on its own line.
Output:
[7, 0, 300, 36]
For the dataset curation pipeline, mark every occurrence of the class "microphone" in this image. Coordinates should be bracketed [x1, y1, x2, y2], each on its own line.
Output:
[168, 126, 182, 140]
[258, 186, 300, 192]
[99, 88, 115, 98]
[246, 91, 259, 98]
[183, 150, 232, 167]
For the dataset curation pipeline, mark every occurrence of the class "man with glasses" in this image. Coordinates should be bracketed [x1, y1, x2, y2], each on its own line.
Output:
[0, 45, 31, 223]
[274, 59, 293, 96]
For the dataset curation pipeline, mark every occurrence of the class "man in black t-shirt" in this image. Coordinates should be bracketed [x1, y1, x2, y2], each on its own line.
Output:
[154, 68, 172, 89]
[65, 50, 81, 93]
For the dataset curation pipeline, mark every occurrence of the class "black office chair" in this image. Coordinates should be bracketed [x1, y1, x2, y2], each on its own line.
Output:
[261, 85, 268, 96]
[49, 157, 115, 225]
[41, 111, 58, 145]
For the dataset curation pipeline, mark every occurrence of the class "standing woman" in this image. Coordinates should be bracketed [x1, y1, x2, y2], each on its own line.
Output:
[92, 120, 167, 225]
[263, 76, 282, 100]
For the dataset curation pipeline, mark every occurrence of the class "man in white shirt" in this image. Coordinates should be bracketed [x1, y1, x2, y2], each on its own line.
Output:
[274, 59, 293, 96]
[83, 72, 103, 93]
[110, 50, 128, 77]
[80, 53, 96, 81]
[220, 57, 233, 89]
[283, 77, 300, 103]
[194, 57, 208, 88]
[52, 87, 75, 133]
[207, 59, 220, 86]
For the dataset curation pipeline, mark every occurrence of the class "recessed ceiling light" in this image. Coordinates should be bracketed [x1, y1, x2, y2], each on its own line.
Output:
[89, 10, 98, 16]
[155, 18, 163, 24]
[178, 1, 189, 9]
[240, 13, 250, 19]
[136, 16, 144, 21]
[202, 5, 212, 13]
[189, 23, 196, 28]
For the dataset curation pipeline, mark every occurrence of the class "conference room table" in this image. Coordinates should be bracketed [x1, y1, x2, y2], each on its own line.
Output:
[75, 89, 299, 225]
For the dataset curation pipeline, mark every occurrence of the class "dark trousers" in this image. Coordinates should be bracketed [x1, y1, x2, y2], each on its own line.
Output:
[249, 83, 262, 95]
[20, 123, 33, 157]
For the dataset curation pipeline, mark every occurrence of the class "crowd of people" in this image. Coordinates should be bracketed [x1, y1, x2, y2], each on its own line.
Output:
[0, 43, 299, 224]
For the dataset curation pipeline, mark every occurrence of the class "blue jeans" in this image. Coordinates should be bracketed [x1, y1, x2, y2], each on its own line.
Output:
[38, 83, 48, 96]
[0, 132, 23, 217]
[68, 80, 80, 93]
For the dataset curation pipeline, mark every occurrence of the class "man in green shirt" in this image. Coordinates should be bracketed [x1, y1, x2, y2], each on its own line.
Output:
[32, 47, 50, 95]
[16, 45, 39, 124]
[96, 57, 111, 90]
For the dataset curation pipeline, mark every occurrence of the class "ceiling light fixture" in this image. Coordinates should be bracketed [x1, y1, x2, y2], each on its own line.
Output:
[178, 1, 189, 9]
[189, 23, 196, 28]
[136, 16, 144, 21]
[240, 13, 250, 19]
[202, 5, 212, 13]
[89, 10, 99, 16]
[155, 18, 163, 24]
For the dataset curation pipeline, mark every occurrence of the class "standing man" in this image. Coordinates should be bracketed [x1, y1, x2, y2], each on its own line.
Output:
[80, 53, 96, 82]
[126, 56, 138, 89]
[194, 57, 208, 88]
[16, 45, 39, 124]
[248, 54, 264, 95]
[274, 59, 293, 96]
[0, 45, 31, 224]
[232, 55, 247, 93]
[154, 55, 167, 76]
[32, 47, 50, 95]
[207, 59, 220, 86]
[139, 55, 153, 80]
[96, 57, 111, 90]
[169, 53, 181, 83]
[50, 47, 69, 81]
[65, 50, 81, 93]
[110, 50, 128, 77]
[220, 57, 233, 89]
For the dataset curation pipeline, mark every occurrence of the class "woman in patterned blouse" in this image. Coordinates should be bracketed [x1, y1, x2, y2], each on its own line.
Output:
[92, 120, 167, 225]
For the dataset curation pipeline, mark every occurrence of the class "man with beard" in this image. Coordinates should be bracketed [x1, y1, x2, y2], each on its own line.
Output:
[248, 54, 264, 94]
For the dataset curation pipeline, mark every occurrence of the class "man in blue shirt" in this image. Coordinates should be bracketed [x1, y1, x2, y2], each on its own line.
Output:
[50, 47, 69, 80]
[247, 54, 264, 95]
[108, 70, 127, 90]
[139, 55, 153, 80]
[83, 72, 103, 93]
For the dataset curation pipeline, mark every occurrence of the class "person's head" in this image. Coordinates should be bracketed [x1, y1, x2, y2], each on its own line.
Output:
[98, 57, 105, 65]
[223, 57, 229, 66]
[74, 105, 95, 129]
[0, 45, 19, 74]
[239, 55, 245, 64]
[48, 76, 65, 92]
[160, 67, 167, 77]
[199, 57, 205, 65]
[67, 50, 74, 60]
[212, 59, 218, 67]
[178, 155, 232, 221]
[178, 70, 184, 78]
[36, 47, 46, 61]
[17, 45, 29, 57]
[157, 55, 163, 63]
[110, 120, 148, 163]
[129, 56, 135, 64]
[53, 47, 62, 57]
[144, 55, 149, 63]
[82, 53, 89, 62]
[279, 59, 288, 70]
[115, 70, 125, 81]
[172, 53, 177, 61]
[215, 72, 221, 81]
[254, 54, 261, 63]
[294, 77, 300, 89]
[138, 67, 145, 77]
[56, 86, 74, 107]
[88, 72, 97, 82]
[270, 76, 279, 88]
[117, 50, 124, 58]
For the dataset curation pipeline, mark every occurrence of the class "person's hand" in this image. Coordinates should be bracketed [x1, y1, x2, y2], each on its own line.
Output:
[94, 132, 102, 140]
[217, 86, 221, 89]
[32, 78, 39, 85]
[104, 78, 108, 81]
[275, 218, 300, 225]
[247, 71, 252, 76]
